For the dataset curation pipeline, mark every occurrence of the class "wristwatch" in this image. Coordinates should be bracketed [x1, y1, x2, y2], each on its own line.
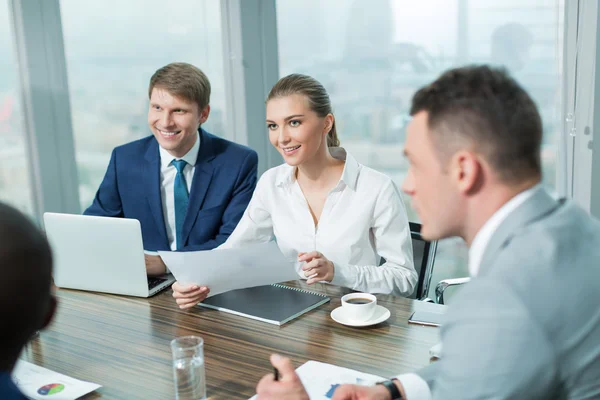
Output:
[376, 378, 403, 399]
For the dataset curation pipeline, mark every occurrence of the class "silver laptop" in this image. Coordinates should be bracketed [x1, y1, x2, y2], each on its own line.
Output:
[43, 213, 175, 297]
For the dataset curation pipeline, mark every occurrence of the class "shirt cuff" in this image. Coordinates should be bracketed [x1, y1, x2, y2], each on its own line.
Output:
[395, 373, 432, 400]
[330, 262, 356, 288]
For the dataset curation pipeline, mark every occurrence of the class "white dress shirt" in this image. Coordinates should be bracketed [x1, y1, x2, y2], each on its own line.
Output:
[396, 184, 542, 399]
[158, 133, 200, 251]
[467, 184, 541, 277]
[219, 147, 417, 296]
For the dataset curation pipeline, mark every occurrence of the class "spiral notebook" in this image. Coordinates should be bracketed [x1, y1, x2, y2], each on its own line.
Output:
[199, 284, 330, 325]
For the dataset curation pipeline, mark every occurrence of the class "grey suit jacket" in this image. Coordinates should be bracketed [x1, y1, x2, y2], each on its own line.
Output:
[417, 189, 600, 399]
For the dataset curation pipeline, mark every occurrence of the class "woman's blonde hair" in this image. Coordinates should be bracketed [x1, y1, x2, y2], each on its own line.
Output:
[266, 74, 340, 147]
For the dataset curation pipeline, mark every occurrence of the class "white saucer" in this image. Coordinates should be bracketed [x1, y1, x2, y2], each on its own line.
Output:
[330, 305, 391, 327]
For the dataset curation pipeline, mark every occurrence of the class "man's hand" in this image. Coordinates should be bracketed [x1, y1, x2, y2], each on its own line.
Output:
[145, 255, 167, 276]
[172, 282, 210, 309]
[298, 251, 335, 284]
[256, 354, 309, 400]
[331, 384, 392, 400]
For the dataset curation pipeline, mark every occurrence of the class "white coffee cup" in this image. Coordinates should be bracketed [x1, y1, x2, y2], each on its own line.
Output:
[341, 293, 377, 322]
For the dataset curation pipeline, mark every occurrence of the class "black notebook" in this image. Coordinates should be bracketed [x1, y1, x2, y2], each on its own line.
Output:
[199, 284, 330, 325]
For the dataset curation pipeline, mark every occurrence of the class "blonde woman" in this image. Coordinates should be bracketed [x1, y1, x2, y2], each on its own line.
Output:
[172, 74, 416, 308]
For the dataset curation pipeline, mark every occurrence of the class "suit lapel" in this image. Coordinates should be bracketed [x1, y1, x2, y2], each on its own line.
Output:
[181, 129, 216, 246]
[144, 140, 169, 248]
[478, 188, 561, 276]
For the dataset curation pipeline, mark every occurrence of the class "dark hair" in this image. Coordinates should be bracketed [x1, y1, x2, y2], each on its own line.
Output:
[267, 74, 340, 147]
[410, 65, 542, 183]
[0, 203, 53, 368]
[149, 62, 211, 110]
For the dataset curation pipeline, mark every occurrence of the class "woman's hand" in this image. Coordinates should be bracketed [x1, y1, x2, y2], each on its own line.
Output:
[172, 281, 210, 309]
[298, 251, 335, 284]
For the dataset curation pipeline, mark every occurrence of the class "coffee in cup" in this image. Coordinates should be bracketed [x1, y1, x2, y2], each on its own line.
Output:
[341, 293, 377, 322]
[345, 298, 372, 305]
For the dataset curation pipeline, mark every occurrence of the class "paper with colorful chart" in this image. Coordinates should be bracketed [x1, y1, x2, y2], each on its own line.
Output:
[250, 360, 385, 399]
[12, 360, 101, 399]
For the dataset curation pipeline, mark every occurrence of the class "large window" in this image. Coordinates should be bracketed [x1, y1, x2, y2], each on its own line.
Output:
[0, 1, 34, 215]
[60, 0, 226, 210]
[277, 0, 564, 300]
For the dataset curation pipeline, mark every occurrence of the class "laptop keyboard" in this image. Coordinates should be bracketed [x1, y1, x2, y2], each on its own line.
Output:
[148, 277, 168, 290]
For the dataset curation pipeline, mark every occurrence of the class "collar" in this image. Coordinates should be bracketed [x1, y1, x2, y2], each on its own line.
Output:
[275, 147, 361, 190]
[468, 184, 542, 277]
[159, 131, 201, 168]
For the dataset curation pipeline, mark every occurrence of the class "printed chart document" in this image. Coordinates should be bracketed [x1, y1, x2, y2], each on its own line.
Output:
[250, 361, 384, 399]
[159, 241, 299, 297]
[12, 360, 101, 400]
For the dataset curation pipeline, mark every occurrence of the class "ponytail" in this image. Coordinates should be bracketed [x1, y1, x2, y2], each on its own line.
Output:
[326, 120, 340, 147]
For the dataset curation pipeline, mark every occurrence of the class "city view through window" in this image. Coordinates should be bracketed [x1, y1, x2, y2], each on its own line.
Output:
[0, 1, 34, 215]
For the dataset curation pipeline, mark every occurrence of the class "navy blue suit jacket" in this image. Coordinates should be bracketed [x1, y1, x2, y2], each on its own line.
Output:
[84, 129, 258, 251]
[0, 372, 26, 400]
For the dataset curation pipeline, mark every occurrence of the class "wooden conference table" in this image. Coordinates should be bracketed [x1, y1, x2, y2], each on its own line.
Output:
[21, 281, 445, 399]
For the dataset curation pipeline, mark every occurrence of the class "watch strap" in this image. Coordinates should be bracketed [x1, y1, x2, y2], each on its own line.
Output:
[376, 378, 403, 399]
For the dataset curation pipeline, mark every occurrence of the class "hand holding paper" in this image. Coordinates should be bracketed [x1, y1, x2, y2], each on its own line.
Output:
[159, 241, 299, 299]
[172, 282, 210, 309]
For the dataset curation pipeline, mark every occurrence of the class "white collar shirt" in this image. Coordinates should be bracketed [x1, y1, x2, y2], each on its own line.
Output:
[468, 184, 542, 277]
[158, 132, 201, 251]
[220, 147, 417, 296]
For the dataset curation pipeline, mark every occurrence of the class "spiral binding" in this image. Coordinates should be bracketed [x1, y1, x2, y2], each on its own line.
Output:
[271, 283, 328, 297]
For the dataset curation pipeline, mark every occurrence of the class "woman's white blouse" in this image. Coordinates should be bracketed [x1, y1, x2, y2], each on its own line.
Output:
[220, 148, 417, 296]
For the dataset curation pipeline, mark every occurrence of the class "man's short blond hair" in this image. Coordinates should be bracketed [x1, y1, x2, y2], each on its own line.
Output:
[148, 62, 211, 110]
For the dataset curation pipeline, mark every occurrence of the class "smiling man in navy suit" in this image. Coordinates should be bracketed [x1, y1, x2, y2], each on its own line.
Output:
[85, 62, 258, 276]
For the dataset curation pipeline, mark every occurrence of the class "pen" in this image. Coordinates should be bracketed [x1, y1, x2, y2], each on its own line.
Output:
[274, 367, 280, 381]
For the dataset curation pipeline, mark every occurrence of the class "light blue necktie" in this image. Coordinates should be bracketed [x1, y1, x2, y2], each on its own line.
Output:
[171, 159, 189, 250]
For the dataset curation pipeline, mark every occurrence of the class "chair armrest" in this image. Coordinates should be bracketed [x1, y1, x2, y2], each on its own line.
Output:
[435, 277, 471, 304]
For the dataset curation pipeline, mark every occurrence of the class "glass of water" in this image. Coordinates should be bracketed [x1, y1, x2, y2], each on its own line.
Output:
[170, 336, 206, 400]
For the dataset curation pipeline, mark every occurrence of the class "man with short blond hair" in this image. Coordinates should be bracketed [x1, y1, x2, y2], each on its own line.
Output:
[148, 62, 212, 111]
[86, 62, 258, 279]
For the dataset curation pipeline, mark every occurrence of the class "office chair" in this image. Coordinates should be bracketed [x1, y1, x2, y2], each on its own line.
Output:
[435, 277, 470, 305]
[379, 222, 437, 300]
[408, 222, 438, 301]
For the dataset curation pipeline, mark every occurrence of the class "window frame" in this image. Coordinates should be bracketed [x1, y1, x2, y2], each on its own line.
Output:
[10, 0, 80, 222]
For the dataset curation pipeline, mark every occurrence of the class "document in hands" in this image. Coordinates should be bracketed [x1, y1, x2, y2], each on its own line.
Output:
[250, 361, 384, 400]
[158, 241, 299, 297]
[12, 360, 101, 400]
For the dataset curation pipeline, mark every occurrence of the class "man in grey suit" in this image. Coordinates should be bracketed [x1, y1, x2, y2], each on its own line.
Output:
[254, 65, 600, 399]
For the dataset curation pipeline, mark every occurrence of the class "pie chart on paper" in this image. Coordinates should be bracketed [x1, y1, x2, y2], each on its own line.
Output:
[37, 383, 65, 395]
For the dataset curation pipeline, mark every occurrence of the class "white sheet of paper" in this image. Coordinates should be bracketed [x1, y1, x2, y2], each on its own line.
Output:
[249, 360, 384, 399]
[158, 241, 299, 297]
[12, 360, 101, 400]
